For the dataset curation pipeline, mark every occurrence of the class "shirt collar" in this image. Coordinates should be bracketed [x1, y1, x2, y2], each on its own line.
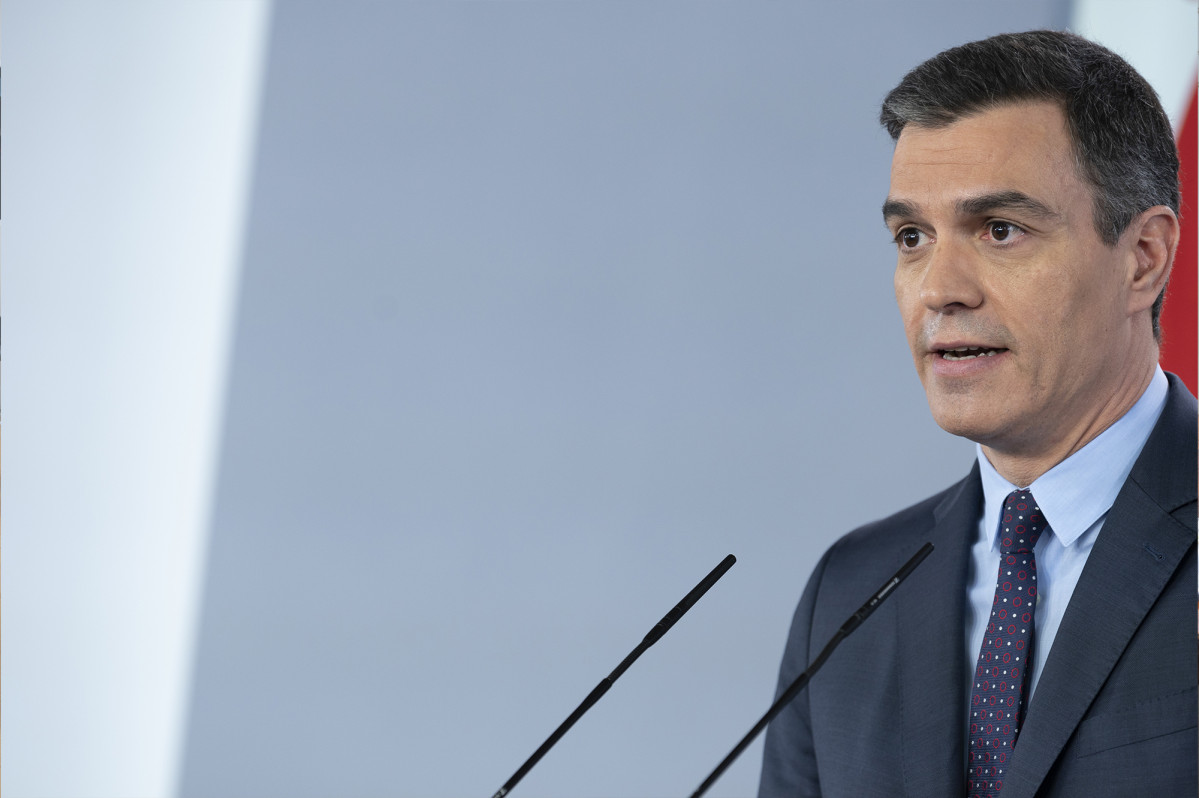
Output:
[977, 366, 1169, 549]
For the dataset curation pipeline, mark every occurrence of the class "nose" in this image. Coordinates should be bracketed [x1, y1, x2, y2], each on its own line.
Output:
[918, 238, 983, 313]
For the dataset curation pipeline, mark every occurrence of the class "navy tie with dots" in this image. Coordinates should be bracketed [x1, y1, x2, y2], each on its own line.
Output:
[966, 490, 1048, 798]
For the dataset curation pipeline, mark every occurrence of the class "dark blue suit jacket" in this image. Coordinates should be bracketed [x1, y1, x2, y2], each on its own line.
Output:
[759, 374, 1197, 798]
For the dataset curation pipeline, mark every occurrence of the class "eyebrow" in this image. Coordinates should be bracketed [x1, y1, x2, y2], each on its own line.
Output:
[881, 198, 919, 225]
[881, 190, 1062, 227]
[955, 190, 1060, 221]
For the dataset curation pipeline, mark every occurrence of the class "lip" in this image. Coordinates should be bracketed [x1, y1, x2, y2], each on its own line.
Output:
[927, 342, 1011, 377]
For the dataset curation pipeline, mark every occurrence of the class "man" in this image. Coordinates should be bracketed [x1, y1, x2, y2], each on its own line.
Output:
[759, 30, 1196, 798]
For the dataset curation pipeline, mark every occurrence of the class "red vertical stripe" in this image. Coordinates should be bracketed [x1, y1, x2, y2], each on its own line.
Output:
[1160, 78, 1198, 394]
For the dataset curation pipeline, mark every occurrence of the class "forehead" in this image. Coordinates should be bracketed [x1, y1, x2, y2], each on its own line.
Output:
[887, 101, 1086, 214]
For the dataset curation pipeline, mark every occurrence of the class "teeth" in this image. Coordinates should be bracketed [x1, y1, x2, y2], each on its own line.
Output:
[942, 346, 999, 361]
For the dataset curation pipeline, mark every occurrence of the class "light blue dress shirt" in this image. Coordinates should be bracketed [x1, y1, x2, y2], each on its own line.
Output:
[965, 366, 1169, 728]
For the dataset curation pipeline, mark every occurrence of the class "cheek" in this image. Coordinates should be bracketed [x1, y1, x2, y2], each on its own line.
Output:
[894, 272, 923, 339]
[894, 268, 913, 316]
[893, 262, 908, 301]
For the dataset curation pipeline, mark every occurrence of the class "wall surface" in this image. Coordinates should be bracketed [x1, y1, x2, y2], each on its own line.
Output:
[24, 1, 1199, 797]
[176, 4, 1065, 797]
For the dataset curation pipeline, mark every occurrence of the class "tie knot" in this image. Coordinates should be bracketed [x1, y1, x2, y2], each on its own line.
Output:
[999, 490, 1047, 554]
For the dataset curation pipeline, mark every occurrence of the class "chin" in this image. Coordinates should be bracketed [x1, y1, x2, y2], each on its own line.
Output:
[927, 402, 996, 444]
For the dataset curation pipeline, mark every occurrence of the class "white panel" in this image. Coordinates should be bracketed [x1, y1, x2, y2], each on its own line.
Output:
[1072, 0, 1197, 128]
[3, 2, 270, 796]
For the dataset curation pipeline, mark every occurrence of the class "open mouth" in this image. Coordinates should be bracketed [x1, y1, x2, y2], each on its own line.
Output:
[939, 346, 1007, 361]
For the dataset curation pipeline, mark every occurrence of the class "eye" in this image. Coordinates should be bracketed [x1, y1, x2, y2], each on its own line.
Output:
[895, 227, 927, 250]
[985, 220, 1025, 244]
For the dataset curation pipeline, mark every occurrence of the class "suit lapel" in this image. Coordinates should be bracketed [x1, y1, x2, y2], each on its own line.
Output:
[898, 466, 980, 797]
[998, 378, 1198, 798]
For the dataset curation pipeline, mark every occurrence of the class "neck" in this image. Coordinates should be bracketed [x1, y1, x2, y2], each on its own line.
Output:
[981, 361, 1157, 487]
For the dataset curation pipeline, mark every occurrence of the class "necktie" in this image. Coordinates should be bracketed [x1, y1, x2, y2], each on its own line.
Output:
[966, 489, 1048, 798]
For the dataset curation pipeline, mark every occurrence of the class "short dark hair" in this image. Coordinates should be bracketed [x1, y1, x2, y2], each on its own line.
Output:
[880, 30, 1179, 340]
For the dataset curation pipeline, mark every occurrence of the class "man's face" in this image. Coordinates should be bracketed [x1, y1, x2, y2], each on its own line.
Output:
[885, 101, 1138, 458]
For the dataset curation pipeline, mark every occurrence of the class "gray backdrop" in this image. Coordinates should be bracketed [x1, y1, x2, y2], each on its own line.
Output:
[180, 2, 1067, 796]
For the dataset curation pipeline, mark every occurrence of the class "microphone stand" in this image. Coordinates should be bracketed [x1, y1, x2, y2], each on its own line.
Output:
[491, 553, 737, 798]
[689, 542, 934, 798]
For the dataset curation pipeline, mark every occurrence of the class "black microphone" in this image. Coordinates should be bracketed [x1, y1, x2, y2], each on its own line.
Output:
[689, 542, 934, 798]
[491, 553, 737, 798]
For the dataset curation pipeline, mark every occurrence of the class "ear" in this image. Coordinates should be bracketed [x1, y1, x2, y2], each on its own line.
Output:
[1125, 204, 1179, 316]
